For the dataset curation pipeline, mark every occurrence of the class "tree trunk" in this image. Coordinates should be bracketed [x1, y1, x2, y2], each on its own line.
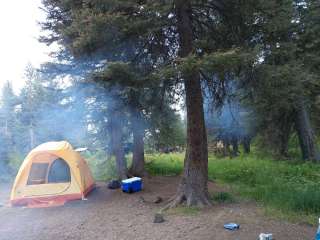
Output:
[110, 111, 128, 180]
[231, 135, 239, 157]
[168, 0, 211, 208]
[5, 119, 8, 136]
[242, 136, 251, 154]
[294, 98, 320, 162]
[29, 123, 35, 150]
[222, 138, 230, 157]
[130, 109, 146, 177]
[278, 117, 292, 158]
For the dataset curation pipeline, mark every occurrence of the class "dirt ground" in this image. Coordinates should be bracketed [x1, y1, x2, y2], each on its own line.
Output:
[0, 176, 316, 240]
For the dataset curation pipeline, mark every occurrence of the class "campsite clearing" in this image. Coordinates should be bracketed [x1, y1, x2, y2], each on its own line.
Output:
[0, 176, 316, 240]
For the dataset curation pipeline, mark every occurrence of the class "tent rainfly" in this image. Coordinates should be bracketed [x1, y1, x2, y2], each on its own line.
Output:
[10, 141, 95, 208]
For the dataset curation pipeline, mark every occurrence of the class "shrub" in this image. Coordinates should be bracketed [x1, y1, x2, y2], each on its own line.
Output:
[84, 151, 116, 180]
[212, 192, 235, 203]
[145, 153, 184, 176]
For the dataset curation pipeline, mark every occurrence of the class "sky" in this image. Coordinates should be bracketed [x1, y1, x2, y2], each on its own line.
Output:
[0, 0, 52, 92]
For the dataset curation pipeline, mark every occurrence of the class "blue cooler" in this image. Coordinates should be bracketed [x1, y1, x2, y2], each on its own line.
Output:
[121, 177, 142, 193]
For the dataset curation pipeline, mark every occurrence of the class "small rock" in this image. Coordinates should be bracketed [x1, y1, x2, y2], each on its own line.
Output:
[153, 213, 165, 223]
[153, 197, 163, 204]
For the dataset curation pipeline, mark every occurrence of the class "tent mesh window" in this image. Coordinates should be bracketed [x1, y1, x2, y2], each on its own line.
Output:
[48, 158, 71, 183]
[27, 163, 49, 185]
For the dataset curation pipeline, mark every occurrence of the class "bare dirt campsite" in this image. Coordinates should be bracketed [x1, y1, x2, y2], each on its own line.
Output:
[0, 177, 315, 240]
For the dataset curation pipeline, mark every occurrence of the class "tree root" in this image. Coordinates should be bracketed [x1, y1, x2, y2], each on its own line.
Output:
[162, 190, 212, 212]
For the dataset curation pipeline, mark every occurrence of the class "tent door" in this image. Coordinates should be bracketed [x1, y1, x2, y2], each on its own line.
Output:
[48, 158, 71, 183]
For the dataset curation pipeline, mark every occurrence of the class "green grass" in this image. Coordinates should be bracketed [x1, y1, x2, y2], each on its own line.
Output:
[211, 191, 235, 203]
[145, 152, 320, 224]
[145, 153, 184, 176]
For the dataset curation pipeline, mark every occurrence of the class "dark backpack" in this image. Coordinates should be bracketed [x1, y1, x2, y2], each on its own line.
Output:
[107, 180, 121, 189]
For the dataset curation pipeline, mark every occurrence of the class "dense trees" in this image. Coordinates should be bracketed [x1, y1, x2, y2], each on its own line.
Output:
[38, 0, 320, 205]
[0, 64, 184, 180]
[243, 0, 320, 161]
[0, 81, 17, 171]
[146, 103, 186, 152]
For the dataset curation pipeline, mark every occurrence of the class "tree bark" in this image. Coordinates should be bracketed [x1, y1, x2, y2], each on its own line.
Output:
[294, 98, 320, 162]
[29, 123, 35, 150]
[231, 135, 239, 157]
[222, 138, 230, 157]
[129, 109, 146, 177]
[110, 111, 128, 180]
[168, 0, 211, 208]
[242, 136, 251, 154]
[5, 119, 8, 136]
[278, 117, 292, 158]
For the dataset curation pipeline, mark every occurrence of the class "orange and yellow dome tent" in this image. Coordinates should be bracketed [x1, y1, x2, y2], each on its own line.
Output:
[10, 141, 95, 208]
